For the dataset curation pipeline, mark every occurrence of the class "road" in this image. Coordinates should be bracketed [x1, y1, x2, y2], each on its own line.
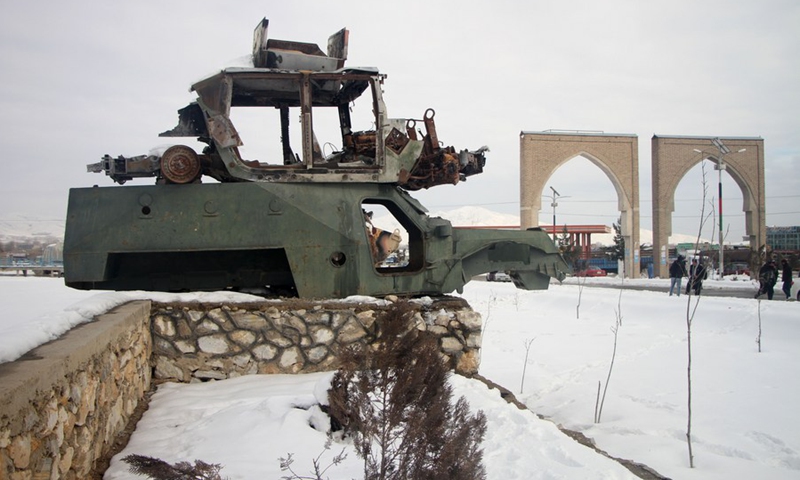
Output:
[584, 281, 757, 299]
[479, 275, 773, 300]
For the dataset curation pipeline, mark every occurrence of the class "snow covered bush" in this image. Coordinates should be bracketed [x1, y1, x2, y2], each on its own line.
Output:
[327, 302, 488, 480]
[122, 455, 227, 480]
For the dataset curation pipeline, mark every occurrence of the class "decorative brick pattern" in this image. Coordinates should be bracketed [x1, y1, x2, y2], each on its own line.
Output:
[651, 135, 765, 278]
[520, 131, 640, 276]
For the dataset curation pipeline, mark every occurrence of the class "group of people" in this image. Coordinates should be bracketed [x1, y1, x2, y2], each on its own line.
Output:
[668, 255, 707, 296]
[668, 255, 795, 300]
[755, 258, 794, 300]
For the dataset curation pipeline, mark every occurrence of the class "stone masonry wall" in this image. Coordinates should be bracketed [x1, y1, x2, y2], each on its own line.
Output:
[151, 296, 483, 382]
[0, 301, 152, 480]
[0, 296, 481, 479]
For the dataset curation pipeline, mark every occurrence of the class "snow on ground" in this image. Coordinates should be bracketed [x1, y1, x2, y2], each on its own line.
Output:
[1, 274, 798, 479]
[469, 278, 800, 480]
[0, 275, 266, 363]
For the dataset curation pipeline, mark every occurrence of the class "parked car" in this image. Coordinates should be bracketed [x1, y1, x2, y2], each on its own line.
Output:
[575, 267, 607, 277]
[486, 271, 512, 282]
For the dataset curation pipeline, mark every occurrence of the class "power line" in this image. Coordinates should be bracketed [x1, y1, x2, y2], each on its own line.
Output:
[550, 194, 800, 204]
[423, 193, 799, 210]
[543, 211, 800, 219]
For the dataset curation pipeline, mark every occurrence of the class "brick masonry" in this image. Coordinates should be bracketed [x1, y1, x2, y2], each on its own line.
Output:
[519, 132, 766, 279]
[651, 135, 765, 278]
[520, 131, 640, 276]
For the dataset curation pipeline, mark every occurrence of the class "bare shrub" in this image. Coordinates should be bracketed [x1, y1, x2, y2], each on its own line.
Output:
[520, 337, 536, 395]
[122, 454, 227, 480]
[594, 291, 622, 424]
[756, 299, 763, 353]
[482, 291, 497, 336]
[279, 439, 347, 480]
[576, 272, 587, 319]
[328, 302, 487, 480]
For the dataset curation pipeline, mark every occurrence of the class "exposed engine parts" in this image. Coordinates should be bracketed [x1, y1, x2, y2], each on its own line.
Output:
[65, 18, 568, 298]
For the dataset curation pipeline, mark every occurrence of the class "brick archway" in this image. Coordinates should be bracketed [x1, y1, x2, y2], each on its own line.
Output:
[651, 135, 765, 278]
[520, 131, 640, 277]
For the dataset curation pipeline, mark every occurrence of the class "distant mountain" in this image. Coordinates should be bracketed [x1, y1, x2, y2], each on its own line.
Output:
[591, 229, 712, 247]
[370, 205, 518, 233]
[0, 214, 65, 243]
[428, 206, 521, 227]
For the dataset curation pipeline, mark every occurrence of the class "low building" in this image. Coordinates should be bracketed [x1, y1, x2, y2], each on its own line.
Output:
[767, 226, 800, 252]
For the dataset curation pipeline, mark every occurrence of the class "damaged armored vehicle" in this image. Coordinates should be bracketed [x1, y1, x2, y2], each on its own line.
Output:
[64, 19, 568, 298]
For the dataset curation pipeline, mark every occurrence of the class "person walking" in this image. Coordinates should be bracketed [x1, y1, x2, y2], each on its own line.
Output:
[781, 259, 793, 300]
[755, 260, 779, 300]
[685, 258, 698, 295]
[669, 255, 686, 296]
[691, 258, 707, 295]
[685, 258, 707, 295]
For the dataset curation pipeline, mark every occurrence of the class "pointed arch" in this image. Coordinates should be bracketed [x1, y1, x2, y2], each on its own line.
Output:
[651, 135, 765, 278]
[520, 131, 640, 278]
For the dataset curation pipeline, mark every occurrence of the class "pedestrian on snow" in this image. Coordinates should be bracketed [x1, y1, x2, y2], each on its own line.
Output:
[756, 260, 779, 300]
[781, 259, 793, 300]
[669, 255, 686, 296]
[685, 258, 697, 295]
[693, 259, 707, 295]
[686, 258, 707, 295]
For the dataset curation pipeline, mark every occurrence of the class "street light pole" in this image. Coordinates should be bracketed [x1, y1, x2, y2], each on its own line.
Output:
[698, 139, 746, 278]
[711, 138, 729, 279]
[550, 186, 560, 244]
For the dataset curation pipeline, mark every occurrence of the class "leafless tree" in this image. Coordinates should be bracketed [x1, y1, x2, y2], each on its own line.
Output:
[576, 269, 587, 319]
[520, 338, 536, 394]
[482, 291, 497, 336]
[756, 299, 763, 353]
[684, 161, 714, 468]
[594, 286, 623, 423]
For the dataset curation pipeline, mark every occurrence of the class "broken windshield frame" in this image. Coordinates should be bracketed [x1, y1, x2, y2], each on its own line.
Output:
[189, 68, 389, 175]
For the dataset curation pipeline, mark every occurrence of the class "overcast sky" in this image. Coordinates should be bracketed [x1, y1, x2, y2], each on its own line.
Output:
[1, 0, 798, 241]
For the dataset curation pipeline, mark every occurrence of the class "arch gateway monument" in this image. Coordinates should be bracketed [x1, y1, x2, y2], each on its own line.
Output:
[520, 131, 641, 276]
[651, 135, 765, 278]
[519, 131, 765, 279]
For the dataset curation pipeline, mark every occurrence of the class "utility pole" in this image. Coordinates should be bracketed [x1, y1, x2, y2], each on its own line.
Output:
[696, 139, 746, 278]
[550, 186, 560, 244]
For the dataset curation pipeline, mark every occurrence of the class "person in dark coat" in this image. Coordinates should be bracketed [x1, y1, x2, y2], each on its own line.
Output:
[668, 255, 686, 296]
[781, 259, 793, 300]
[693, 259, 707, 295]
[686, 258, 707, 295]
[685, 258, 697, 295]
[756, 260, 779, 300]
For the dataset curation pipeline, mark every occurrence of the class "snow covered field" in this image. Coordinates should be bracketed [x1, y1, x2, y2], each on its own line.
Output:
[1, 274, 798, 479]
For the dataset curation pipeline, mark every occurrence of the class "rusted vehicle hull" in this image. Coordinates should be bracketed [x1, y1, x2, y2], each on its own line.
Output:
[64, 182, 566, 298]
[65, 19, 569, 298]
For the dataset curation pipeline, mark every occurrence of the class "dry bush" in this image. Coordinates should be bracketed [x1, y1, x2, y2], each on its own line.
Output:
[328, 302, 487, 480]
[122, 454, 227, 480]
